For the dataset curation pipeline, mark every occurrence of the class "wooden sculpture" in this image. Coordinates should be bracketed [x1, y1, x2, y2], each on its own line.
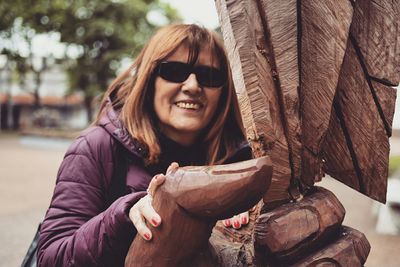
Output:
[215, 0, 398, 203]
[210, 0, 398, 265]
[125, 0, 398, 266]
[125, 156, 273, 267]
[254, 187, 346, 263]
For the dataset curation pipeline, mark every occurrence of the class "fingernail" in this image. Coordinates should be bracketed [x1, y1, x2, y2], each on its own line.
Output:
[151, 218, 159, 226]
[144, 233, 151, 240]
[225, 219, 231, 226]
[242, 217, 248, 224]
[233, 221, 240, 228]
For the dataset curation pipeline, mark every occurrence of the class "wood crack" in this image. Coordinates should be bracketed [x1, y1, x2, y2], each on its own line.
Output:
[369, 76, 398, 87]
[347, 0, 355, 8]
[333, 99, 364, 193]
[304, 145, 318, 157]
[297, 0, 302, 122]
[349, 33, 392, 137]
[255, 0, 297, 185]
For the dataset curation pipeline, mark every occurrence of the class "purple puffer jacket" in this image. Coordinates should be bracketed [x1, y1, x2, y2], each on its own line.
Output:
[37, 104, 252, 267]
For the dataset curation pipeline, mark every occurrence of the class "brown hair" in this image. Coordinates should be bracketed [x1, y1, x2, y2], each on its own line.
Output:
[95, 24, 246, 165]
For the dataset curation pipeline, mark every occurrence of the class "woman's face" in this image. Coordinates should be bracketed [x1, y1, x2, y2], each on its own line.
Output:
[153, 44, 223, 146]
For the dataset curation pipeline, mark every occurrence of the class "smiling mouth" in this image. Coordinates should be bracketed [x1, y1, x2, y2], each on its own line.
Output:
[175, 101, 202, 110]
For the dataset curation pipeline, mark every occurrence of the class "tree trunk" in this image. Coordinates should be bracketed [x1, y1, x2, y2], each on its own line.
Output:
[84, 95, 93, 123]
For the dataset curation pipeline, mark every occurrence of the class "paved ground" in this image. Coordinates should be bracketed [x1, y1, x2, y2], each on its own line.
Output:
[0, 134, 71, 267]
[0, 133, 399, 266]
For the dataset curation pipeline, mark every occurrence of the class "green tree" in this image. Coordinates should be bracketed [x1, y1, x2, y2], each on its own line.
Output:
[1, 0, 181, 123]
[0, 3, 52, 108]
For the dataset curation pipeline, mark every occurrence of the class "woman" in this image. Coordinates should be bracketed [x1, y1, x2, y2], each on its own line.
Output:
[37, 24, 252, 266]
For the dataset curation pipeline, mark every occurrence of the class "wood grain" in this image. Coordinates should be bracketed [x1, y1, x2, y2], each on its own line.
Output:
[208, 0, 398, 265]
[217, 0, 398, 203]
[292, 226, 370, 267]
[258, 0, 302, 181]
[300, 0, 353, 186]
[322, 107, 360, 190]
[350, 0, 400, 85]
[216, 0, 292, 202]
[372, 80, 397, 136]
[209, 204, 262, 266]
[254, 187, 345, 264]
[322, 40, 390, 203]
[125, 157, 272, 267]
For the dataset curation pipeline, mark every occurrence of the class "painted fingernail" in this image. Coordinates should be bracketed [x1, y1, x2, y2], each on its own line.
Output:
[151, 218, 159, 226]
[224, 219, 231, 226]
[242, 217, 248, 224]
[233, 221, 240, 228]
[144, 233, 151, 240]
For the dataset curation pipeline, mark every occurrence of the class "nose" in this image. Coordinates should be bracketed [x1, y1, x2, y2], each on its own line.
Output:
[181, 73, 202, 95]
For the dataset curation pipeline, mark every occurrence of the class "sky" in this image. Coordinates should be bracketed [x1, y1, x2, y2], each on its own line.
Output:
[162, 0, 220, 29]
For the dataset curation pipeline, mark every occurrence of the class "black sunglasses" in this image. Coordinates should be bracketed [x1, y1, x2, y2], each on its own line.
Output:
[156, 61, 226, 88]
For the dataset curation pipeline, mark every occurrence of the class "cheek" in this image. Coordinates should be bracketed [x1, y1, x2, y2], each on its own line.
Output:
[208, 90, 222, 113]
[153, 79, 167, 120]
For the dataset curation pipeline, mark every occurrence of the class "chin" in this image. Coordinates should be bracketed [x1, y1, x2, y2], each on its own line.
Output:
[173, 120, 205, 131]
[176, 126, 203, 133]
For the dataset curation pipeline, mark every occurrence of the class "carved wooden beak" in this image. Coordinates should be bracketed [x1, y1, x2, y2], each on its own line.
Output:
[125, 156, 273, 267]
[164, 155, 273, 218]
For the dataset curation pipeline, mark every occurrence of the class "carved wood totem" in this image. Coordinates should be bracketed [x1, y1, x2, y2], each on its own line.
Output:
[125, 0, 399, 266]
[212, 0, 398, 265]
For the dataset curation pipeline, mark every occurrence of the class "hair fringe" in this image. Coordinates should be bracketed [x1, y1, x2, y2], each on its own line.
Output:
[94, 24, 246, 166]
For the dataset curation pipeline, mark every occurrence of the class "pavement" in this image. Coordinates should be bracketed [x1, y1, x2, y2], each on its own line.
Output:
[0, 134, 71, 267]
[0, 133, 399, 267]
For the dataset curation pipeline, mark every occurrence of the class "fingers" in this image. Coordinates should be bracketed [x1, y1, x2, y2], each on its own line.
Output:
[232, 215, 241, 229]
[147, 163, 179, 198]
[167, 162, 179, 175]
[141, 196, 162, 228]
[239, 211, 249, 226]
[249, 205, 257, 213]
[147, 163, 179, 197]
[131, 164, 178, 241]
[222, 218, 232, 227]
[129, 196, 152, 241]
[222, 211, 249, 229]
[129, 195, 161, 241]
[147, 174, 166, 197]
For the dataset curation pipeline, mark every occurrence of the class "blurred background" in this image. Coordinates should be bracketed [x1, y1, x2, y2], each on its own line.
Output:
[0, 0, 399, 266]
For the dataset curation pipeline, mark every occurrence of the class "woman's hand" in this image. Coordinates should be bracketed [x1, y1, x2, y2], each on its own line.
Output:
[129, 162, 179, 240]
[222, 211, 249, 229]
[222, 206, 256, 229]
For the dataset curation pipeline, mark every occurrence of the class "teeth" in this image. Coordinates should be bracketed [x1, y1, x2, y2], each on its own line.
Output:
[176, 102, 200, 110]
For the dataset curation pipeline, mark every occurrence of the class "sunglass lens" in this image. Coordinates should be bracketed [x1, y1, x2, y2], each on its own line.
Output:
[158, 61, 226, 88]
[195, 66, 226, 88]
[158, 62, 190, 83]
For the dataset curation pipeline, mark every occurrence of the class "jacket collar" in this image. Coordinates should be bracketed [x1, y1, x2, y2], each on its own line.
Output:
[98, 100, 147, 159]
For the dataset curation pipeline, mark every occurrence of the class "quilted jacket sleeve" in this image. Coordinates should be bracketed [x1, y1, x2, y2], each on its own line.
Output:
[37, 128, 146, 267]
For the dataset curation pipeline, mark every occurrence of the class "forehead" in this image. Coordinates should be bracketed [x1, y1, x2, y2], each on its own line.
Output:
[164, 44, 220, 68]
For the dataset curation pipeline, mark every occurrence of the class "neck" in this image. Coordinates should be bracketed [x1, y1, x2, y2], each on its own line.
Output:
[160, 128, 199, 147]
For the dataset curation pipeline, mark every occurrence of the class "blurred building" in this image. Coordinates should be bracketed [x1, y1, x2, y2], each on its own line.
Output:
[0, 65, 87, 130]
